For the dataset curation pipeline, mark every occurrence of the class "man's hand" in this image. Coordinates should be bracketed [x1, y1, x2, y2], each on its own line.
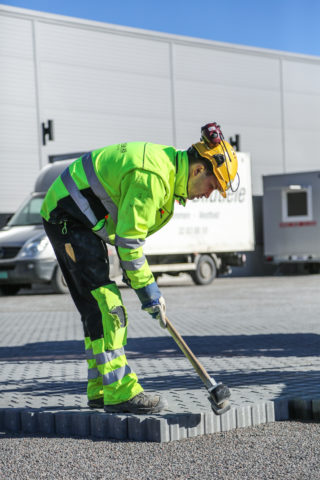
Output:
[143, 296, 167, 329]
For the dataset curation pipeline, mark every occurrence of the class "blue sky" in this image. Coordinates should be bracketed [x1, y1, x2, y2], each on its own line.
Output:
[1, 0, 320, 57]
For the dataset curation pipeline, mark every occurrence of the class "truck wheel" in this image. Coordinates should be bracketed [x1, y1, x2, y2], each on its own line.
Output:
[51, 266, 69, 294]
[307, 263, 320, 274]
[0, 285, 21, 295]
[191, 255, 217, 285]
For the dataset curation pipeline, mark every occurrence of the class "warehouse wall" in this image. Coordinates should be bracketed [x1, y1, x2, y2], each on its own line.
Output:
[0, 13, 40, 213]
[1, 5, 320, 215]
[34, 21, 175, 154]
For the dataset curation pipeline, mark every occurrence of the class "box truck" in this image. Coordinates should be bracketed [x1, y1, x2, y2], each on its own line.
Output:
[263, 170, 320, 273]
[143, 152, 254, 283]
[0, 152, 254, 294]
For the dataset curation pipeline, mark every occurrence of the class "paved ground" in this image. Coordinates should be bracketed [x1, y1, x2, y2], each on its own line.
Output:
[0, 275, 320, 441]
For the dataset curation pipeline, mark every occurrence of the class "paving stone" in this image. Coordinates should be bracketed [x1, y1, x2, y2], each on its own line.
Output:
[187, 413, 204, 438]
[175, 414, 190, 440]
[236, 405, 252, 428]
[128, 416, 150, 441]
[203, 411, 221, 434]
[72, 412, 91, 437]
[288, 398, 313, 420]
[1, 277, 320, 441]
[107, 415, 128, 441]
[167, 416, 181, 441]
[21, 410, 38, 434]
[251, 402, 267, 426]
[37, 411, 55, 434]
[164, 414, 186, 441]
[90, 412, 111, 439]
[55, 412, 75, 436]
[312, 399, 320, 420]
[0, 409, 5, 431]
[220, 408, 237, 432]
[4, 409, 21, 433]
[265, 401, 275, 423]
[146, 416, 170, 443]
[274, 399, 289, 421]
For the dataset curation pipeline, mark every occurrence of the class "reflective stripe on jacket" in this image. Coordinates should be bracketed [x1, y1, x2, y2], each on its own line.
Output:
[41, 142, 189, 290]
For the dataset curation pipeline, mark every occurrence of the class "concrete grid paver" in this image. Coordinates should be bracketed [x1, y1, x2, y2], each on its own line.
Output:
[0, 276, 319, 441]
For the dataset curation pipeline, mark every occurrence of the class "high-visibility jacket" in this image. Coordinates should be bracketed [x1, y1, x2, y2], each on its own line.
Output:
[41, 142, 189, 294]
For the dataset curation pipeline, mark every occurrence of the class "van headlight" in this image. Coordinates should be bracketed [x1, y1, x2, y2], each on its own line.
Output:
[20, 236, 50, 258]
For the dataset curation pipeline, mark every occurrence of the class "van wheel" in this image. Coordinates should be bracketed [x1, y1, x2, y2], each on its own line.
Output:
[51, 266, 69, 294]
[191, 255, 217, 285]
[0, 285, 21, 295]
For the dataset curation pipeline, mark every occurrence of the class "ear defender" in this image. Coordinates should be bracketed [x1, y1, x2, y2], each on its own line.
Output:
[213, 154, 225, 167]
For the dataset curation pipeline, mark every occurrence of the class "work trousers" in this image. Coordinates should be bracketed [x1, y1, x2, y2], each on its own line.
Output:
[43, 219, 143, 405]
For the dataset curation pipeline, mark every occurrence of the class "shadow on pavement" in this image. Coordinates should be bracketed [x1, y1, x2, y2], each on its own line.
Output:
[0, 369, 319, 402]
[1, 333, 319, 404]
[0, 333, 319, 361]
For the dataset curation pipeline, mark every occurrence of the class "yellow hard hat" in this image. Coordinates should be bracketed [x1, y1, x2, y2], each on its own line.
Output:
[193, 130, 239, 198]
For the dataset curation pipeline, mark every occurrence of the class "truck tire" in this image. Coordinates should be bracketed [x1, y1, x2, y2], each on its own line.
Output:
[191, 255, 217, 285]
[51, 266, 69, 294]
[307, 263, 320, 274]
[0, 285, 21, 295]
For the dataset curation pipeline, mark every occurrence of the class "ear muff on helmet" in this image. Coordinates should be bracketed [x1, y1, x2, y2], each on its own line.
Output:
[213, 154, 225, 167]
[192, 132, 239, 198]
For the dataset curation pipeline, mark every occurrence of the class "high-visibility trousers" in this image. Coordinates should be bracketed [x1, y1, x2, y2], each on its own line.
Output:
[43, 219, 143, 405]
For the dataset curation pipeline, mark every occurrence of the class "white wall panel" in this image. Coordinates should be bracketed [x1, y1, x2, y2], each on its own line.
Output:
[0, 57, 36, 107]
[41, 111, 174, 158]
[283, 59, 320, 94]
[173, 44, 281, 89]
[39, 63, 172, 118]
[0, 105, 39, 210]
[283, 92, 320, 130]
[285, 130, 320, 172]
[175, 80, 282, 127]
[35, 21, 174, 157]
[237, 126, 284, 194]
[0, 105, 38, 152]
[36, 22, 170, 77]
[0, 14, 39, 212]
[0, 15, 33, 58]
[282, 60, 320, 173]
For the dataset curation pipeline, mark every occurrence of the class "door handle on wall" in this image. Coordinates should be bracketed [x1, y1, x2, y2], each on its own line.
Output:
[42, 119, 54, 145]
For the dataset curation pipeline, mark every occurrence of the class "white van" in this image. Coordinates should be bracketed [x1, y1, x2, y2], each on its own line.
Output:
[0, 160, 72, 295]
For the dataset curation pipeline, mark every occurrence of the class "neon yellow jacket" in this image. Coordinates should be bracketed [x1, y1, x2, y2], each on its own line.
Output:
[41, 142, 189, 296]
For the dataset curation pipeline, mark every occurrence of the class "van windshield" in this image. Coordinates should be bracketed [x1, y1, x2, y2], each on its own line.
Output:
[7, 195, 45, 226]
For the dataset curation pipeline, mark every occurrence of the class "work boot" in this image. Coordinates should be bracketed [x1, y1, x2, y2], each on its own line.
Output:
[104, 392, 168, 414]
[88, 397, 104, 409]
